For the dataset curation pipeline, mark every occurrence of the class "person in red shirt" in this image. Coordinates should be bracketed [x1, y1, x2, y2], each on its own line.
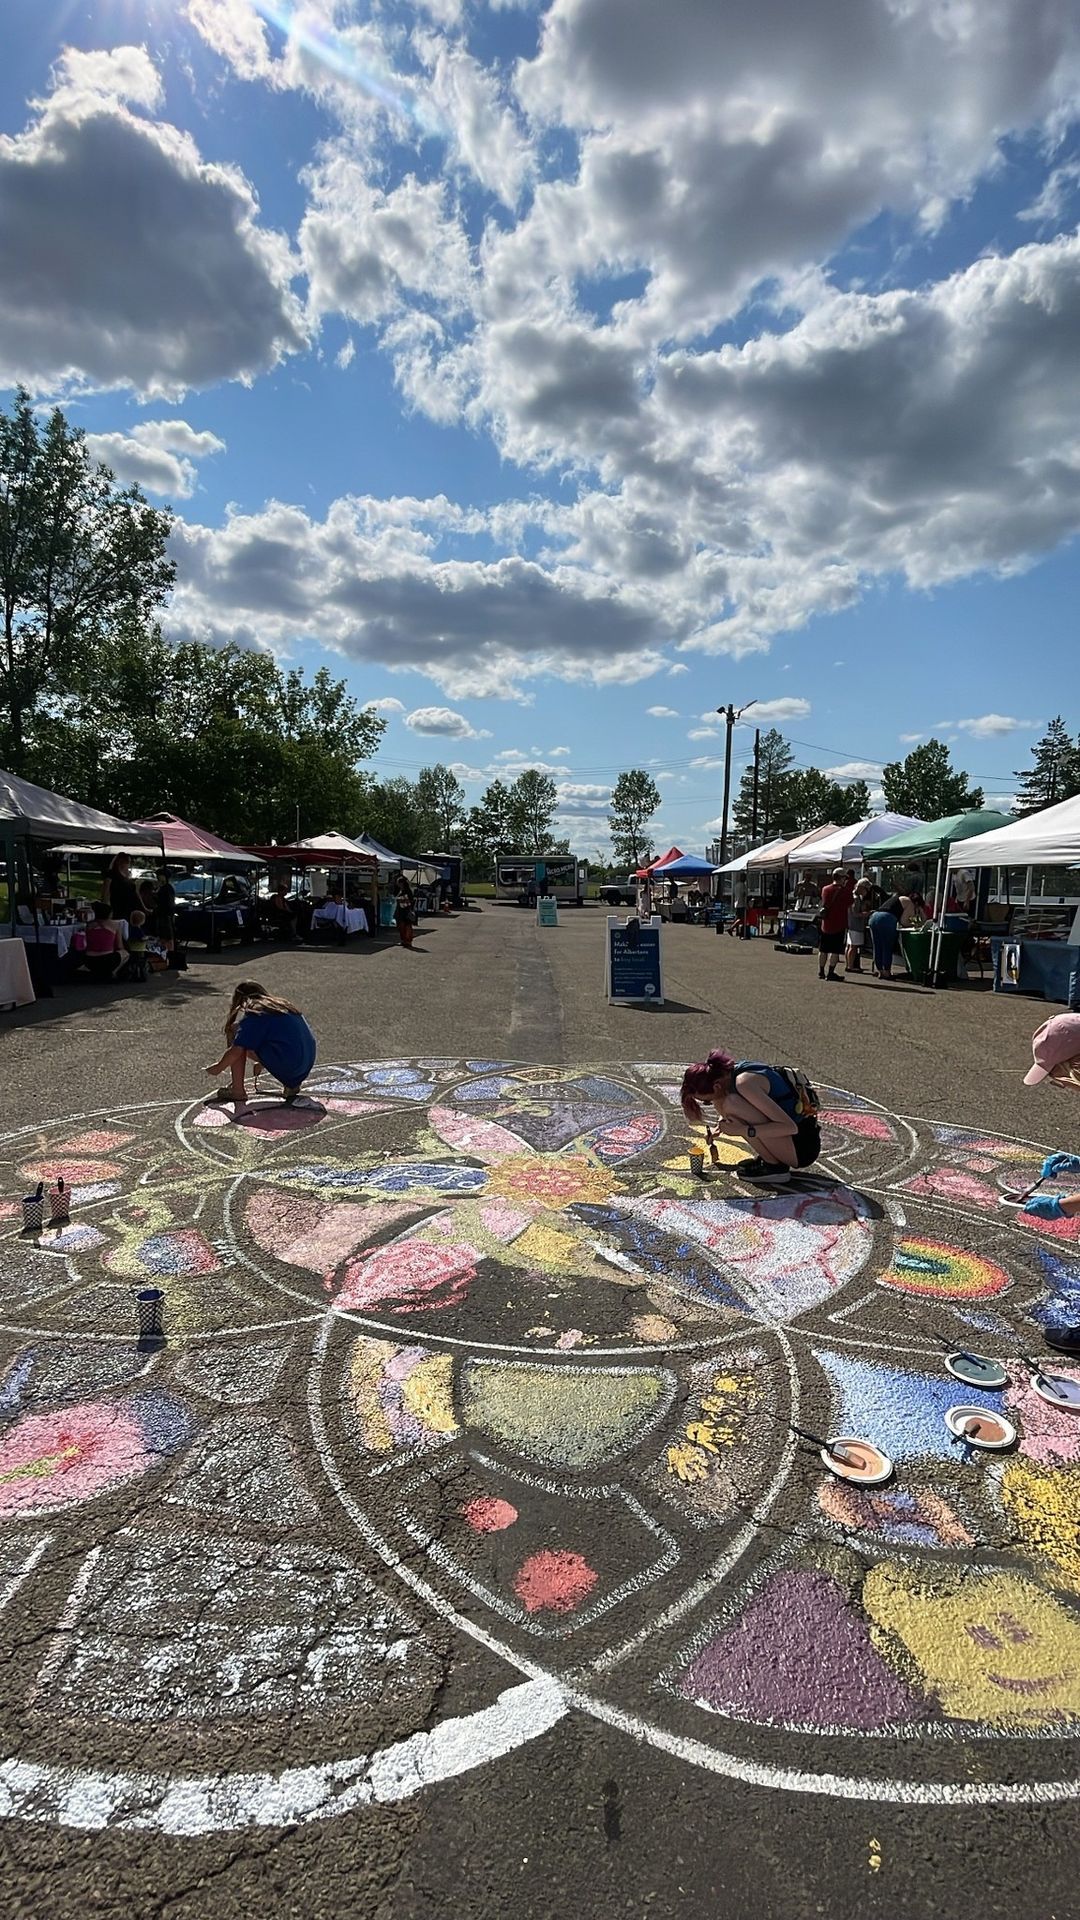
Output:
[818, 866, 855, 981]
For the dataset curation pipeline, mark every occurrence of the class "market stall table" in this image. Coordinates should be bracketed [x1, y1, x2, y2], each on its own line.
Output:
[992, 938, 1080, 1010]
[15, 923, 76, 962]
[0, 938, 34, 1009]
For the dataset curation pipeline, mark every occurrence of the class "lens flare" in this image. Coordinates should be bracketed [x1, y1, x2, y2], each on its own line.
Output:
[252, 1, 445, 134]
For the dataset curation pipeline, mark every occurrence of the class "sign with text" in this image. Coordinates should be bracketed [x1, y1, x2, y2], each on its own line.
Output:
[536, 896, 559, 928]
[606, 915, 663, 1004]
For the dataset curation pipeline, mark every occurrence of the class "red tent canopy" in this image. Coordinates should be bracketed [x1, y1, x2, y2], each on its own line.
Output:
[634, 845, 684, 878]
[133, 812, 263, 866]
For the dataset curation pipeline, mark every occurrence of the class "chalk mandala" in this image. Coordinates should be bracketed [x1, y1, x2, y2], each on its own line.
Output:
[2, 1062, 1080, 1831]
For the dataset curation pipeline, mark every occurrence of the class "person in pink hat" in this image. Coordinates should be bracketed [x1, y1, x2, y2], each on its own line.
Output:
[1021, 1013, 1080, 1227]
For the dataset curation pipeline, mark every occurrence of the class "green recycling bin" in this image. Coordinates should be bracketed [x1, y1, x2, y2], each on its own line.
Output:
[900, 927, 932, 984]
[901, 927, 964, 985]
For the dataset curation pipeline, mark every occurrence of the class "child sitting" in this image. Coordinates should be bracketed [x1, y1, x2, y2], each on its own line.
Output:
[681, 1048, 821, 1186]
[126, 910, 149, 982]
[206, 981, 317, 1114]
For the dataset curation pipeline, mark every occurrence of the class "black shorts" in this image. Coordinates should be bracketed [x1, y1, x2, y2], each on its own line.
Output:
[794, 1117, 821, 1167]
[818, 929, 844, 955]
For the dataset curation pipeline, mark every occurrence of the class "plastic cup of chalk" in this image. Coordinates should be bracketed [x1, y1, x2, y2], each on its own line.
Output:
[944, 1405, 1017, 1450]
[819, 1436, 894, 1486]
[136, 1287, 165, 1338]
[688, 1148, 705, 1177]
[21, 1185, 44, 1233]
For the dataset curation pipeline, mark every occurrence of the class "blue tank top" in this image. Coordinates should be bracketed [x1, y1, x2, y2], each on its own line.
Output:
[733, 1061, 797, 1116]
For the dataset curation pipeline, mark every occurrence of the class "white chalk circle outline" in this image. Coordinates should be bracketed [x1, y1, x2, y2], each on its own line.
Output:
[3, 1082, 1080, 1820]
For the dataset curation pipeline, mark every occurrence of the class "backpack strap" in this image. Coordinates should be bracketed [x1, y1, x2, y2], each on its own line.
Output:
[777, 1066, 821, 1117]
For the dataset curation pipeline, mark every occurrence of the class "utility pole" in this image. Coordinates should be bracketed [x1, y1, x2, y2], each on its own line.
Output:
[750, 729, 760, 841]
[716, 699, 758, 866]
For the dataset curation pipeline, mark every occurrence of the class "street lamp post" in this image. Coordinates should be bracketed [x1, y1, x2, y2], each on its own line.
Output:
[716, 700, 758, 866]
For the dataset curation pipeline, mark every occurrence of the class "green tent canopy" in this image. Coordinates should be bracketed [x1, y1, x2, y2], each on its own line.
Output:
[865, 809, 1012, 864]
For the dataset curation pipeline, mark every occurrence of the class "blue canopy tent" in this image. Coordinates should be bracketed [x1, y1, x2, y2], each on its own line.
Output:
[651, 854, 720, 879]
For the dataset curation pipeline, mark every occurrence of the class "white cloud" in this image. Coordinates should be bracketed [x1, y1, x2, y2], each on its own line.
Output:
[85, 419, 225, 498]
[414, 29, 534, 207]
[668, 664, 689, 676]
[184, 0, 275, 81]
[549, 745, 571, 755]
[336, 338, 355, 370]
[949, 714, 1040, 738]
[0, 47, 306, 396]
[300, 151, 472, 329]
[404, 705, 492, 739]
[1019, 159, 1080, 226]
[687, 727, 718, 740]
[898, 731, 925, 744]
[447, 760, 487, 780]
[741, 699, 812, 724]
[823, 760, 881, 783]
[690, 755, 723, 770]
[362, 696, 407, 715]
[647, 705, 679, 718]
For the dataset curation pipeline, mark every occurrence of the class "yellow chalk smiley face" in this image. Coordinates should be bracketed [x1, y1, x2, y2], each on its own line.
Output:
[864, 1563, 1080, 1725]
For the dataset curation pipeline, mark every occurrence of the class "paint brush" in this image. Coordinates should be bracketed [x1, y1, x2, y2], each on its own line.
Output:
[789, 1422, 855, 1465]
[999, 1172, 1049, 1208]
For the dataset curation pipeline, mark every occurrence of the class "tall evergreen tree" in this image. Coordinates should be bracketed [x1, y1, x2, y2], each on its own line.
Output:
[732, 729, 794, 842]
[1013, 717, 1080, 816]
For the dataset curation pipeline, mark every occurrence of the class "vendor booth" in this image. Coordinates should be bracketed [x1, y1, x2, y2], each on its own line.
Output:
[649, 852, 720, 923]
[1, 769, 156, 1000]
[133, 813, 263, 950]
[245, 840, 379, 937]
[870, 809, 1013, 984]
[795, 813, 924, 867]
[947, 794, 1080, 1009]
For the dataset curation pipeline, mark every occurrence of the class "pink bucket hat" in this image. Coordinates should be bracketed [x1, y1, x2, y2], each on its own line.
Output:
[1024, 1012, 1080, 1086]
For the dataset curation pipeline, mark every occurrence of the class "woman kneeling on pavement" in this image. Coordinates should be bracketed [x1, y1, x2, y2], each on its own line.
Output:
[680, 1050, 821, 1187]
[1021, 1014, 1080, 1351]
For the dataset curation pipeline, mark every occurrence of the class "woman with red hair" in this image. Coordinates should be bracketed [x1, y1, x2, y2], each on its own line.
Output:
[680, 1050, 821, 1187]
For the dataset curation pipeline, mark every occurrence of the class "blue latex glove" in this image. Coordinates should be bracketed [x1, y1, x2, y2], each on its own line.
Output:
[1041, 1152, 1080, 1179]
[1024, 1193, 1065, 1220]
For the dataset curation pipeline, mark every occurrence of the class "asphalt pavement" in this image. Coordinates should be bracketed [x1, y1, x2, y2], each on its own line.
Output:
[1, 904, 1078, 1920]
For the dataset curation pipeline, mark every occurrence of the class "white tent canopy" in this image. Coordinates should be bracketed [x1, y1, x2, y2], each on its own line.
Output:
[747, 823, 841, 870]
[947, 794, 1080, 870]
[797, 812, 925, 867]
[715, 837, 787, 874]
[299, 831, 370, 858]
[0, 769, 153, 848]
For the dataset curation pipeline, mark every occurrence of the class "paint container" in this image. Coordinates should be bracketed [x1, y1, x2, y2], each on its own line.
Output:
[1030, 1370, 1080, 1414]
[945, 1351, 1008, 1390]
[688, 1149, 705, 1178]
[944, 1405, 1017, 1450]
[21, 1185, 44, 1233]
[819, 1436, 893, 1486]
[49, 1178, 70, 1226]
[136, 1288, 165, 1339]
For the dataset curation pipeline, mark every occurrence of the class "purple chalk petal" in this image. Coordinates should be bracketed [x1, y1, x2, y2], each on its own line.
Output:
[681, 1567, 926, 1731]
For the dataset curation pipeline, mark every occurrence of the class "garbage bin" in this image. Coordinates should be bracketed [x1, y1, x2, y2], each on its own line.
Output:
[901, 927, 964, 985]
[900, 927, 932, 984]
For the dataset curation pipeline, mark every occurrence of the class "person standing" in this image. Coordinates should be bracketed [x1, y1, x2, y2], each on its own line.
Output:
[845, 876, 874, 973]
[733, 873, 748, 938]
[104, 853, 140, 927]
[818, 867, 854, 981]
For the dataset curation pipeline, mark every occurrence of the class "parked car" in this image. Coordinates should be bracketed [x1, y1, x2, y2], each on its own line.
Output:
[172, 873, 259, 950]
[598, 876, 637, 906]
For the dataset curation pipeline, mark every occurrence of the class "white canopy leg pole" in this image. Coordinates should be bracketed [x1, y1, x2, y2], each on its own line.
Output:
[929, 854, 944, 982]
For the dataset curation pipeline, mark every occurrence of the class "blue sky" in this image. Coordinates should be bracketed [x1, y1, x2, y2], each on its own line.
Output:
[2, 0, 1079, 853]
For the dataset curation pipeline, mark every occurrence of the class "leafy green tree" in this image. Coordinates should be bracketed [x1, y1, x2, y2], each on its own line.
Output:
[414, 764, 466, 848]
[463, 778, 516, 873]
[608, 769, 661, 868]
[832, 779, 873, 827]
[507, 769, 558, 853]
[1013, 717, 1080, 816]
[362, 777, 426, 855]
[732, 729, 794, 842]
[881, 739, 983, 818]
[0, 388, 174, 770]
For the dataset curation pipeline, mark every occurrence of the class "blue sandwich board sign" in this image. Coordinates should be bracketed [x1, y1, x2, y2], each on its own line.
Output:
[605, 915, 663, 1004]
[537, 895, 559, 927]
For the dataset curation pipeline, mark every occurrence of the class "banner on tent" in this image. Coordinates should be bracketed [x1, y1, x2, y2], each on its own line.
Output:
[605, 915, 663, 1004]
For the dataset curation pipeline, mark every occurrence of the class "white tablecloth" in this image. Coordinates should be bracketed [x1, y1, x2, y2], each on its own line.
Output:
[16, 923, 75, 961]
[313, 904, 368, 935]
[0, 938, 35, 1008]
